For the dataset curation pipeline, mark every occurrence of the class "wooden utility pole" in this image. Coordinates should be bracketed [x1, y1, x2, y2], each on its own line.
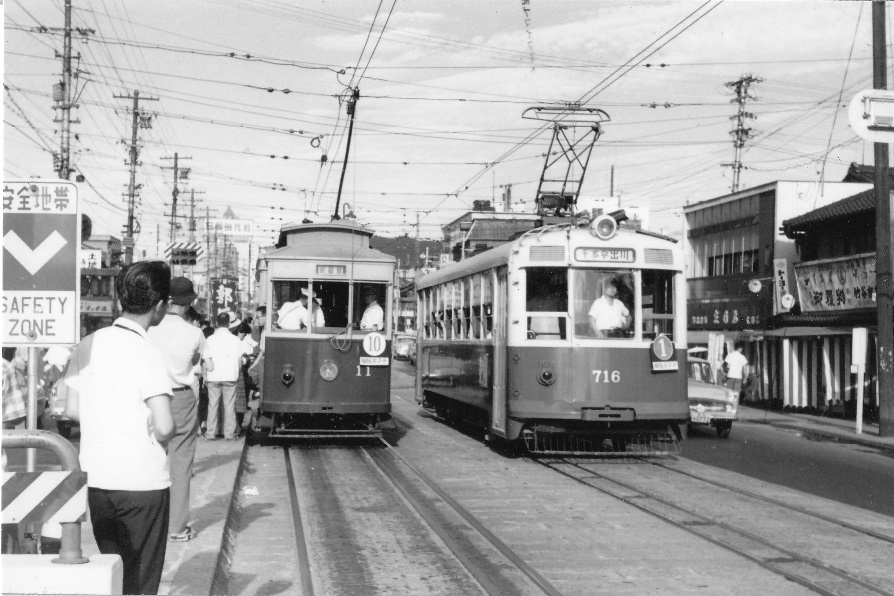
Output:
[873, 0, 894, 437]
[114, 90, 157, 264]
[161, 153, 192, 242]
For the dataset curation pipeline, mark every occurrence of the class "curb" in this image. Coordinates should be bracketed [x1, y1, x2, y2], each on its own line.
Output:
[209, 439, 250, 596]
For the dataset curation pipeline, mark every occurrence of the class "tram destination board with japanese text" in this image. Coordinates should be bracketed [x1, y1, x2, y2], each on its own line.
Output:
[2, 181, 80, 346]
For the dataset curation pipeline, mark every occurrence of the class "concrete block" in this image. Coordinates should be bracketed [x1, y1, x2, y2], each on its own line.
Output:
[2, 554, 122, 595]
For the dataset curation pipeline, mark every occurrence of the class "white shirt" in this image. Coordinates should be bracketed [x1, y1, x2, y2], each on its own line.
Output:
[147, 312, 206, 390]
[724, 350, 749, 379]
[279, 300, 325, 330]
[204, 327, 244, 383]
[361, 301, 384, 330]
[61, 318, 171, 490]
[588, 296, 629, 330]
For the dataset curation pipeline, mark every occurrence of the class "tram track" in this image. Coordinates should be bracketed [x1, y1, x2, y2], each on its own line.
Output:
[647, 458, 894, 545]
[226, 438, 563, 596]
[535, 456, 894, 596]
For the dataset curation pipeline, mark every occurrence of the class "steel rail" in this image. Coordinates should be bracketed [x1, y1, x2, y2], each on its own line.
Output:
[374, 438, 565, 596]
[283, 448, 317, 596]
[537, 458, 894, 596]
[645, 458, 894, 545]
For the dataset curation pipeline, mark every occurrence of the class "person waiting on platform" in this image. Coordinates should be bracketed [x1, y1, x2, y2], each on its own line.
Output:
[588, 278, 630, 338]
[359, 286, 384, 331]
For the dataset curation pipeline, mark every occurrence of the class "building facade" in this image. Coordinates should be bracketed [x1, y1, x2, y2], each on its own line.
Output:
[683, 180, 872, 410]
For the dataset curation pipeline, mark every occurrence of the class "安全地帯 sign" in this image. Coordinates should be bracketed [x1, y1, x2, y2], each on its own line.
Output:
[2, 180, 80, 346]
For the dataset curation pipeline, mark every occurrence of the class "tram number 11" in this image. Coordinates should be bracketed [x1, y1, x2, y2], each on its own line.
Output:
[357, 366, 371, 377]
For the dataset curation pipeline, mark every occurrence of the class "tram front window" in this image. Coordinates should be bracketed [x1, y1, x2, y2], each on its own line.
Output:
[525, 267, 567, 340]
[272, 280, 350, 332]
[572, 270, 636, 339]
[641, 269, 676, 341]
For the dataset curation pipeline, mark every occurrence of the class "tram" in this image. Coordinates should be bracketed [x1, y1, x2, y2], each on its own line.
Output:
[253, 220, 397, 438]
[414, 212, 689, 455]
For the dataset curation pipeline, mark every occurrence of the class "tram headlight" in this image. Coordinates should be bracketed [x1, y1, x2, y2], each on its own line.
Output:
[590, 214, 618, 240]
[319, 360, 339, 382]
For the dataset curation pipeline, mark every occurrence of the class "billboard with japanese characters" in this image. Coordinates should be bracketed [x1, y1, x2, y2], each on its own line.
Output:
[211, 277, 239, 321]
[794, 253, 876, 312]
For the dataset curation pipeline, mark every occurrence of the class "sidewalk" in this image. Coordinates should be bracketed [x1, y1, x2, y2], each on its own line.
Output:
[75, 435, 245, 595]
[737, 404, 894, 452]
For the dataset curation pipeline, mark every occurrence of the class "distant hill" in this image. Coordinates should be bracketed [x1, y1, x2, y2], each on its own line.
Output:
[369, 234, 443, 269]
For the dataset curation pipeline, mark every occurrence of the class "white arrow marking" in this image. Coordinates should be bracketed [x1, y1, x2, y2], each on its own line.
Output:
[3, 230, 68, 275]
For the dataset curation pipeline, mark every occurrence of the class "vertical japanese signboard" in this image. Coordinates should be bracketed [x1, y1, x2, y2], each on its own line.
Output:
[2, 181, 80, 345]
[210, 277, 239, 320]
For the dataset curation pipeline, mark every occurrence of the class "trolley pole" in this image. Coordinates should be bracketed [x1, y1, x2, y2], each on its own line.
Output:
[873, 0, 894, 437]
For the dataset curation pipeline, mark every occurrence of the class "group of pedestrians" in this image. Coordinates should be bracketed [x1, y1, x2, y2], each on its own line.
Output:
[53, 262, 257, 594]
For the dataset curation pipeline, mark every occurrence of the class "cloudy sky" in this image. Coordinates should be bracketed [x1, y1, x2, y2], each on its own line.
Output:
[3, 1, 882, 251]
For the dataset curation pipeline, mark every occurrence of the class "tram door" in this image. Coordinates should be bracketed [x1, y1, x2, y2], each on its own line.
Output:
[490, 268, 509, 437]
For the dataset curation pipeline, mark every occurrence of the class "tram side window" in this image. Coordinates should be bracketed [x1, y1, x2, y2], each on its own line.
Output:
[641, 269, 676, 340]
[482, 273, 494, 338]
[572, 270, 636, 339]
[469, 274, 481, 339]
[525, 267, 567, 340]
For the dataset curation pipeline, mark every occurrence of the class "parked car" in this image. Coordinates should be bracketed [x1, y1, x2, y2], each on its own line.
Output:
[392, 334, 416, 362]
[687, 357, 738, 438]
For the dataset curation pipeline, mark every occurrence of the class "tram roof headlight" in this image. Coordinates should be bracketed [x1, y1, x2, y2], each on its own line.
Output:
[590, 214, 618, 240]
[319, 360, 339, 382]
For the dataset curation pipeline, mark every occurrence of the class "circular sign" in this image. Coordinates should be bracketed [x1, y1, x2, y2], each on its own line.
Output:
[651, 334, 675, 361]
[362, 332, 386, 356]
[781, 293, 795, 310]
[747, 279, 762, 294]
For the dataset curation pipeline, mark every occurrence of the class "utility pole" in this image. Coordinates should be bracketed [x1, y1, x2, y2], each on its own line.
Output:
[161, 153, 191, 242]
[51, 0, 92, 180]
[873, 0, 894, 437]
[722, 74, 762, 193]
[114, 90, 157, 264]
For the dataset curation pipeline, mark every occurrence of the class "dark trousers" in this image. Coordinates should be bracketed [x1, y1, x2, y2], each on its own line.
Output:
[89, 487, 170, 595]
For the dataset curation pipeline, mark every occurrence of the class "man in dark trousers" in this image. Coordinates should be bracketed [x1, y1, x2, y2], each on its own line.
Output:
[60, 261, 175, 594]
[147, 276, 206, 542]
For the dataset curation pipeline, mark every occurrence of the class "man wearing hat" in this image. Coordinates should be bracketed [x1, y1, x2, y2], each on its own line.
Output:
[360, 286, 384, 331]
[278, 287, 325, 330]
[147, 276, 206, 542]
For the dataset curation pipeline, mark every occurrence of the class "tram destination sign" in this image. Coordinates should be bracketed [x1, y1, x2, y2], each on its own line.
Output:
[575, 247, 635, 263]
[2, 181, 80, 346]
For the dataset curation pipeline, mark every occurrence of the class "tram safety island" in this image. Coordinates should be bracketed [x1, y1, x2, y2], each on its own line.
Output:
[415, 214, 690, 455]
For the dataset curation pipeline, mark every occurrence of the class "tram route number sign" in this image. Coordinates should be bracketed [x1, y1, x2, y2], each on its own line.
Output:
[2, 181, 80, 346]
[361, 332, 389, 366]
[650, 334, 678, 372]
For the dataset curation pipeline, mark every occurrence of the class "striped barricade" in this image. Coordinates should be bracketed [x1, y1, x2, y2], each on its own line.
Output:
[2, 471, 88, 525]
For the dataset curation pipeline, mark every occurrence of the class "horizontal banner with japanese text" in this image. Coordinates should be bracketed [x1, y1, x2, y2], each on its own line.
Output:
[794, 253, 876, 312]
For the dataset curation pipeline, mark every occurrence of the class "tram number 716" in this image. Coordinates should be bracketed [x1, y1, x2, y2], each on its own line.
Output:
[592, 370, 621, 383]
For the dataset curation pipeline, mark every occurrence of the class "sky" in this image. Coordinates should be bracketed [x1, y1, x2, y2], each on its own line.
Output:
[2, 0, 886, 255]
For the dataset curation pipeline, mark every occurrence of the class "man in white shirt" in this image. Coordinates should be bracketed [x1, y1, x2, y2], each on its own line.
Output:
[588, 278, 630, 337]
[360, 286, 384, 331]
[203, 312, 245, 441]
[60, 261, 175, 595]
[147, 276, 205, 543]
[723, 343, 749, 392]
[278, 287, 325, 330]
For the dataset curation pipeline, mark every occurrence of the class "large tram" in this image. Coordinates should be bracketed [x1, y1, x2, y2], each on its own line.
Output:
[414, 213, 689, 455]
[253, 220, 397, 438]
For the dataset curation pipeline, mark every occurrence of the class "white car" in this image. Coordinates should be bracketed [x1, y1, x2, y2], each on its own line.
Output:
[687, 357, 738, 438]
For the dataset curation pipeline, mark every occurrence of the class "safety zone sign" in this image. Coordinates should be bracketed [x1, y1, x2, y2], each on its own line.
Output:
[2, 181, 80, 346]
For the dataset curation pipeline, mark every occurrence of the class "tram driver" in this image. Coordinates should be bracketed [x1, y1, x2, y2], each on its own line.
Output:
[359, 286, 384, 331]
[277, 287, 325, 330]
[588, 277, 630, 338]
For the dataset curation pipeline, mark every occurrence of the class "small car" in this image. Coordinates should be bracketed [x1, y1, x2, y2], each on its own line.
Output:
[392, 334, 416, 361]
[687, 357, 737, 438]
